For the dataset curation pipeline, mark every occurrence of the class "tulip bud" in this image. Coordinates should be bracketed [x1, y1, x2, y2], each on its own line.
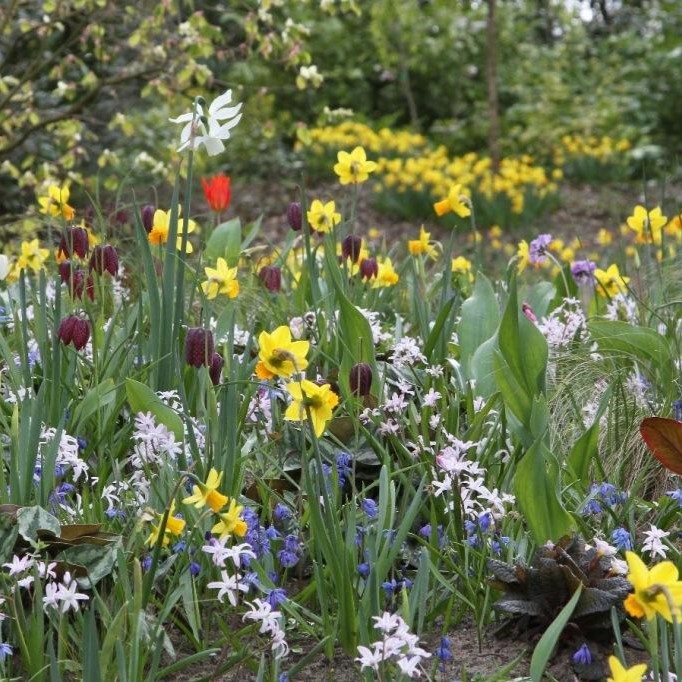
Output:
[349, 362, 372, 397]
[287, 201, 302, 231]
[522, 302, 537, 324]
[185, 328, 215, 368]
[89, 245, 119, 277]
[209, 352, 224, 386]
[359, 257, 378, 280]
[258, 265, 282, 293]
[342, 235, 363, 263]
[141, 204, 156, 233]
[58, 227, 89, 260]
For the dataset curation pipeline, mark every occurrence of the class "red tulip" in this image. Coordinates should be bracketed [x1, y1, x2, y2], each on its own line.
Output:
[201, 174, 231, 213]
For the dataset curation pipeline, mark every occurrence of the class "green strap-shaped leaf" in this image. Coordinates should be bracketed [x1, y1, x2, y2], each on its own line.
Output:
[514, 439, 574, 543]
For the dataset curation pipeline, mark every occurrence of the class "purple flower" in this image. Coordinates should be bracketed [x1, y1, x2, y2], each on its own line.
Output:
[436, 637, 452, 665]
[361, 498, 378, 519]
[667, 489, 682, 508]
[612, 527, 632, 551]
[189, 561, 201, 577]
[358, 562, 370, 578]
[273, 503, 291, 522]
[529, 234, 552, 264]
[266, 588, 287, 608]
[0, 642, 13, 661]
[141, 555, 153, 572]
[572, 643, 592, 665]
[571, 259, 596, 286]
[277, 550, 299, 568]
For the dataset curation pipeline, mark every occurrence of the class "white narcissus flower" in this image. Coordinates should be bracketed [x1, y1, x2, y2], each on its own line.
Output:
[0, 255, 8, 280]
[170, 89, 242, 156]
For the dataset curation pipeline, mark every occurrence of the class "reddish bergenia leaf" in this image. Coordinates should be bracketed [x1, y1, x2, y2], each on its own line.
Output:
[640, 417, 682, 475]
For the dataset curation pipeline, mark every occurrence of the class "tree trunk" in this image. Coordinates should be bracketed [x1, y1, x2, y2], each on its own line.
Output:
[486, 0, 501, 173]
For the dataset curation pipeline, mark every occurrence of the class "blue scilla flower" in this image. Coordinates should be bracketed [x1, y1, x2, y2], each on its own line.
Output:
[141, 555, 152, 572]
[243, 572, 260, 590]
[77, 436, 88, 451]
[419, 523, 431, 538]
[572, 643, 592, 665]
[189, 561, 201, 577]
[382, 579, 399, 597]
[49, 482, 75, 506]
[436, 636, 452, 667]
[358, 562, 370, 578]
[273, 503, 291, 522]
[283, 534, 300, 553]
[266, 588, 287, 608]
[0, 642, 13, 661]
[667, 489, 682, 508]
[265, 525, 281, 540]
[361, 498, 378, 520]
[172, 540, 187, 554]
[278, 549, 299, 568]
[267, 570, 279, 585]
[612, 527, 632, 551]
[478, 511, 493, 532]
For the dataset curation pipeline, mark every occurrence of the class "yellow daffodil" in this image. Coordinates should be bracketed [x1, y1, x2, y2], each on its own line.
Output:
[211, 498, 248, 539]
[183, 468, 228, 513]
[333, 146, 378, 185]
[433, 184, 471, 218]
[596, 228, 613, 246]
[408, 226, 438, 259]
[371, 257, 399, 288]
[201, 257, 239, 300]
[284, 379, 339, 437]
[307, 199, 341, 233]
[146, 502, 186, 547]
[626, 205, 667, 245]
[148, 207, 197, 253]
[38, 185, 75, 220]
[452, 256, 473, 279]
[13, 239, 50, 274]
[607, 655, 646, 682]
[623, 551, 682, 622]
[516, 240, 530, 273]
[594, 263, 629, 297]
[256, 326, 309, 380]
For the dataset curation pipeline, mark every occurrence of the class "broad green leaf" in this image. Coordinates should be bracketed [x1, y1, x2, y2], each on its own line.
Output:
[459, 273, 499, 378]
[514, 439, 574, 543]
[57, 540, 121, 587]
[125, 379, 184, 441]
[568, 421, 600, 483]
[17, 506, 61, 543]
[205, 218, 242, 265]
[470, 334, 498, 397]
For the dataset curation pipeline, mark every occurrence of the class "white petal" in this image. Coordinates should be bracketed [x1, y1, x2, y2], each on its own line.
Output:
[201, 136, 226, 156]
[211, 103, 242, 121]
[208, 89, 233, 115]
[169, 112, 195, 124]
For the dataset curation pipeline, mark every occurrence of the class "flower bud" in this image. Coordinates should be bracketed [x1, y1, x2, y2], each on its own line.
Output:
[287, 201, 302, 231]
[141, 204, 156, 233]
[359, 257, 378, 280]
[72, 318, 91, 350]
[58, 316, 77, 346]
[258, 265, 282, 293]
[89, 245, 119, 277]
[521, 302, 537, 324]
[342, 235, 363, 263]
[58, 316, 90, 351]
[185, 328, 215, 368]
[209, 352, 224, 386]
[59, 260, 72, 284]
[349, 362, 372, 397]
[58, 227, 89, 260]
[69, 270, 95, 301]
